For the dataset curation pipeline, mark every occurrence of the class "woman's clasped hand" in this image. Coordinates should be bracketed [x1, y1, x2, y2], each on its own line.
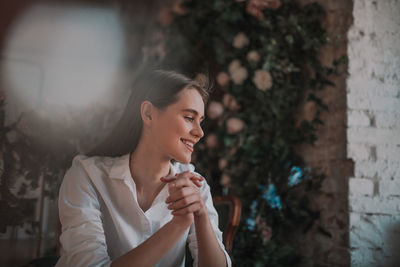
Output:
[160, 171, 206, 225]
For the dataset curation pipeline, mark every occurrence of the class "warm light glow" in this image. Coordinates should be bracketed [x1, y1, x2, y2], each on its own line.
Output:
[1, 3, 125, 111]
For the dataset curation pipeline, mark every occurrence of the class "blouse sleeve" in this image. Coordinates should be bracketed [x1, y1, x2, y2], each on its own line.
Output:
[187, 181, 232, 267]
[56, 156, 112, 267]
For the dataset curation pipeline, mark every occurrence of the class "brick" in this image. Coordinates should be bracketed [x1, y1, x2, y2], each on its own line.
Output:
[354, 159, 400, 180]
[347, 127, 400, 145]
[350, 247, 383, 267]
[349, 178, 375, 196]
[376, 145, 400, 160]
[347, 143, 374, 161]
[349, 213, 384, 249]
[348, 110, 371, 127]
[347, 77, 398, 98]
[379, 179, 400, 197]
[375, 112, 400, 129]
[347, 93, 400, 112]
[349, 195, 400, 214]
[350, 213, 400, 262]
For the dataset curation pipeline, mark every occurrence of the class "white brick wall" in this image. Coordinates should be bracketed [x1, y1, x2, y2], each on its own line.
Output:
[347, 0, 400, 265]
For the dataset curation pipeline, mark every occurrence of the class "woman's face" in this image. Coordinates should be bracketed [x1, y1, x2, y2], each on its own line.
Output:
[151, 88, 205, 164]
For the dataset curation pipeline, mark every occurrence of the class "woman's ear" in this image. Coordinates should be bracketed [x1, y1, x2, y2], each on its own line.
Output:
[140, 101, 155, 127]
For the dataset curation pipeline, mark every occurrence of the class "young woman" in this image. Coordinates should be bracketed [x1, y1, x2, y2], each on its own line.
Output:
[56, 70, 231, 267]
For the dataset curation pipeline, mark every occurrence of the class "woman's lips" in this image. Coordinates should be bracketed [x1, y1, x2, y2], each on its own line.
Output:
[181, 139, 194, 152]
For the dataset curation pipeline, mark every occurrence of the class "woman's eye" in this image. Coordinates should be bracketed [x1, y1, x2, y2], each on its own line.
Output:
[184, 116, 194, 122]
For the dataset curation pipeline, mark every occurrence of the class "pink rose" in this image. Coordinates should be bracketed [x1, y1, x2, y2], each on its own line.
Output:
[228, 60, 248, 85]
[231, 68, 248, 85]
[262, 226, 272, 242]
[218, 158, 228, 170]
[172, 0, 188, 16]
[216, 72, 230, 87]
[247, 0, 281, 20]
[222, 94, 240, 111]
[229, 147, 238, 156]
[228, 60, 241, 73]
[157, 7, 173, 26]
[247, 50, 261, 62]
[232, 32, 249, 49]
[252, 69, 273, 91]
[226, 117, 245, 134]
[205, 133, 218, 148]
[220, 174, 231, 187]
[207, 101, 224, 120]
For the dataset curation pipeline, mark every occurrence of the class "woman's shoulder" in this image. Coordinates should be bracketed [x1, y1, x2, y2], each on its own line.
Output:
[63, 154, 124, 184]
[70, 154, 116, 166]
[69, 154, 121, 171]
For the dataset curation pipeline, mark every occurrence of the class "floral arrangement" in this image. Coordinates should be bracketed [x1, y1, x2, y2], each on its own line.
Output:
[149, 0, 343, 265]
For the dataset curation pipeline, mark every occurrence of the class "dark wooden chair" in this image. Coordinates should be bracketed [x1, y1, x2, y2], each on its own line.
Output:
[212, 195, 242, 255]
[185, 194, 242, 266]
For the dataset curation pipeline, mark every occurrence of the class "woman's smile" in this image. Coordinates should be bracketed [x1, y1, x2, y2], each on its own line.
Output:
[181, 138, 195, 153]
[151, 88, 204, 163]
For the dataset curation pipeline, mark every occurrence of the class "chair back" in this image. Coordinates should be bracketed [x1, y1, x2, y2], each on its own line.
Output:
[213, 195, 241, 255]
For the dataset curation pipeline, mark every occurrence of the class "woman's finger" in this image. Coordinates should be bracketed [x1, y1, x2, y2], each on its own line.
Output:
[161, 177, 202, 191]
[167, 194, 199, 210]
[165, 186, 195, 203]
[160, 174, 203, 188]
[177, 171, 204, 181]
[160, 175, 202, 185]
[171, 202, 202, 215]
[174, 171, 204, 184]
[170, 175, 203, 189]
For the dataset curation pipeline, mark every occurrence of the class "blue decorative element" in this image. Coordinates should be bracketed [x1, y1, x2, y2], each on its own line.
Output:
[262, 184, 282, 210]
[284, 161, 292, 170]
[287, 165, 313, 186]
[246, 200, 258, 231]
[288, 166, 303, 186]
[257, 184, 266, 191]
[250, 200, 258, 215]
[246, 217, 257, 231]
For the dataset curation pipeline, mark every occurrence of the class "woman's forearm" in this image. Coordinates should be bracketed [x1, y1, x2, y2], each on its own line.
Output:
[195, 213, 227, 267]
[111, 218, 191, 267]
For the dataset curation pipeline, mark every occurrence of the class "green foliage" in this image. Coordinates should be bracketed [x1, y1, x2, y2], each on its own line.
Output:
[0, 99, 75, 234]
[159, 0, 342, 265]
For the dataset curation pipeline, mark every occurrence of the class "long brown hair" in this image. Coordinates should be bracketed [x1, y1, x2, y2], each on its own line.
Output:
[87, 68, 210, 157]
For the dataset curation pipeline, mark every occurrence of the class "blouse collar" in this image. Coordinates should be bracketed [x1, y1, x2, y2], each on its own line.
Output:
[109, 153, 176, 180]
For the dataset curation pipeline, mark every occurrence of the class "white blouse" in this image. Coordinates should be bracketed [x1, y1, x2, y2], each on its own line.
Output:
[56, 153, 231, 267]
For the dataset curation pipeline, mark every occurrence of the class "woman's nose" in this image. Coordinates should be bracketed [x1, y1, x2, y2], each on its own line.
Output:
[191, 123, 204, 139]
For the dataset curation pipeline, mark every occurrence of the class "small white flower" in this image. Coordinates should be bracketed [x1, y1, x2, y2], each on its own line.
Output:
[172, 0, 188, 16]
[222, 94, 240, 111]
[231, 68, 248, 85]
[220, 174, 231, 187]
[228, 60, 241, 73]
[247, 50, 261, 62]
[232, 32, 250, 49]
[226, 117, 245, 134]
[207, 101, 224, 120]
[218, 158, 228, 170]
[205, 133, 218, 148]
[253, 69, 273, 91]
[228, 60, 248, 85]
[216, 72, 230, 87]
